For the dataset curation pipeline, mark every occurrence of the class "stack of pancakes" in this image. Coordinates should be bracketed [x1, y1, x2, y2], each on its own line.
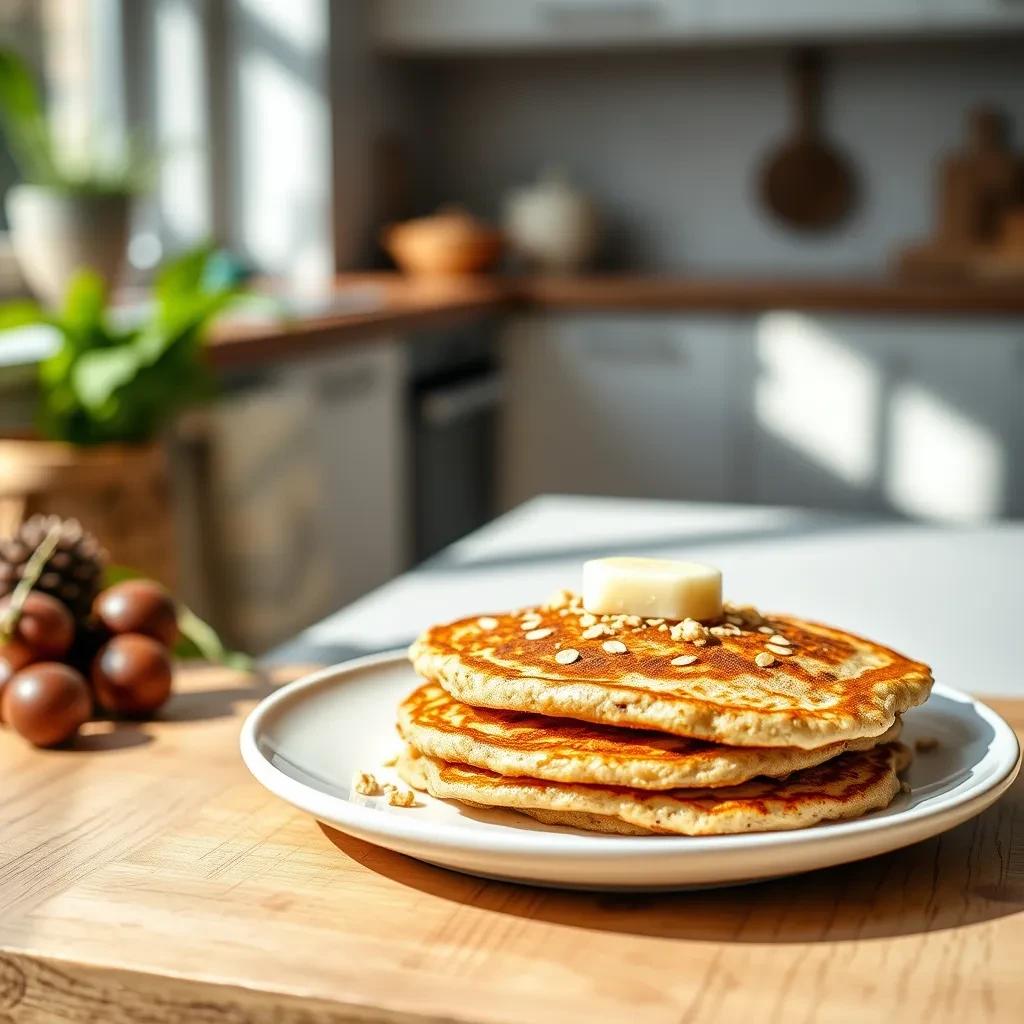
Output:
[399, 591, 932, 835]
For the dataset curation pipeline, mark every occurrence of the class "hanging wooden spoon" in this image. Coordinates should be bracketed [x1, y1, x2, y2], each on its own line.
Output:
[760, 49, 856, 232]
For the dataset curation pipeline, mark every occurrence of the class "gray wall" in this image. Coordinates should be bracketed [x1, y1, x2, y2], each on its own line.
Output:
[398, 39, 1024, 273]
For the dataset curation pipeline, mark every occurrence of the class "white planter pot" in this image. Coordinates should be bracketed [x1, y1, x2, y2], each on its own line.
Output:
[5, 184, 130, 306]
[503, 172, 600, 273]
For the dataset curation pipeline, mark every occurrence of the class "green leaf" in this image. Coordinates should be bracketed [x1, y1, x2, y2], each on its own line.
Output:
[176, 604, 254, 671]
[0, 49, 55, 182]
[34, 245, 251, 444]
[0, 300, 53, 330]
[72, 345, 143, 409]
[0, 49, 154, 192]
[103, 564, 142, 587]
[155, 245, 215, 312]
[0, 50, 44, 123]
[61, 270, 109, 339]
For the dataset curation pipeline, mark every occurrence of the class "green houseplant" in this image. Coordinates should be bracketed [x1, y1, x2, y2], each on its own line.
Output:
[0, 48, 150, 305]
[0, 247, 242, 587]
[1, 245, 239, 445]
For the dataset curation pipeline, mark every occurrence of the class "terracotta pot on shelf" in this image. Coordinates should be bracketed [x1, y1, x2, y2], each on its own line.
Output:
[382, 207, 503, 277]
[0, 438, 177, 587]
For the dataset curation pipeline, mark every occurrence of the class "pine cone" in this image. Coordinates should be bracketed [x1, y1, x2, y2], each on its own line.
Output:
[0, 515, 108, 624]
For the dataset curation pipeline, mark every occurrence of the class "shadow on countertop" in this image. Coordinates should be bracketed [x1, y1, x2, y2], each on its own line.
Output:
[317, 778, 1024, 944]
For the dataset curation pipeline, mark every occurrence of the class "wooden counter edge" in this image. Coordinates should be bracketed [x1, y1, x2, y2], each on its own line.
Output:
[510, 275, 1024, 315]
[0, 951, 467, 1024]
[206, 274, 1024, 369]
[208, 284, 503, 370]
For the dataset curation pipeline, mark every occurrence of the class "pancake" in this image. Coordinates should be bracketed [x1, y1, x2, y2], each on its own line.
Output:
[398, 741, 912, 837]
[399, 681, 903, 789]
[409, 593, 933, 749]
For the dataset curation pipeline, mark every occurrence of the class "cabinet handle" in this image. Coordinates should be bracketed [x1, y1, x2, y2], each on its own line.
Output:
[537, 1, 665, 28]
[419, 374, 504, 426]
[584, 337, 687, 366]
[316, 365, 378, 402]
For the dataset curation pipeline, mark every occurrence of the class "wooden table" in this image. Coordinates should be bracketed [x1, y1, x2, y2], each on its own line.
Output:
[1, 663, 1021, 1024]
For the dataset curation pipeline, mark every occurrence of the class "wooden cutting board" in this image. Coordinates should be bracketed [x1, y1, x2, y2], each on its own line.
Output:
[1, 664, 1023, 1024]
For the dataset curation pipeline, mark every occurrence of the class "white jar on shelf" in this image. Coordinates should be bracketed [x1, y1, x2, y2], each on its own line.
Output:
[503, 169, 600, 273]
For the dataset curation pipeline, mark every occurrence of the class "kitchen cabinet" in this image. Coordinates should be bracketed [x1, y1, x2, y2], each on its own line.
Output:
[501, 311, 1024, 523]
[372, 0, 1024, 52]
[499, 313, 748, 509]
[187, 339, 409, 650]
[0, 367, 37, 435]
[747, 313, 1024, 521]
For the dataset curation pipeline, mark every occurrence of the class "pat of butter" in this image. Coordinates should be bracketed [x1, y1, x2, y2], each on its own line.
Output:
[582, 557, 722, 622]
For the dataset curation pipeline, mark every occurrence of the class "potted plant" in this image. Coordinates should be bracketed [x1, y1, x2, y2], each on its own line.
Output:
[0, 246, 242, 586]
[0, 48, 149, 305]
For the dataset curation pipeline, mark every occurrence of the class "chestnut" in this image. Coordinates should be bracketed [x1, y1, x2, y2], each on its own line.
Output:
[2, 663, 92, 747]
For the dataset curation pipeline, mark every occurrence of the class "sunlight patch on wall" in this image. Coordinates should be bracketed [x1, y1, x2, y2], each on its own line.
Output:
[885, 382, 1005, 522]
[755, 313, 880, 487]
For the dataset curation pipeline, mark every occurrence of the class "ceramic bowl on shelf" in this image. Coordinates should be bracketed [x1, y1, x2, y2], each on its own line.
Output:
[382, 208, 503, 277]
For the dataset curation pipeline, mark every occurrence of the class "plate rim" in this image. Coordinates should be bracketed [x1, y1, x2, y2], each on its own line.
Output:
[239, 649, 1021, 861]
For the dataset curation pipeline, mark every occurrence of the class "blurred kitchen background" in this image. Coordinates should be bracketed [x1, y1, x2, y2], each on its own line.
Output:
[0, 0, 1022, 652]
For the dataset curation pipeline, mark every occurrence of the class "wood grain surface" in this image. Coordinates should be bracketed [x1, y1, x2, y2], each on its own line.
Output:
[1, 664, 1021, 1024]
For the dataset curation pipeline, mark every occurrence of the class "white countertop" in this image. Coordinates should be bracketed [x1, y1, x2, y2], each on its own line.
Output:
[275, 495, 1024, 697]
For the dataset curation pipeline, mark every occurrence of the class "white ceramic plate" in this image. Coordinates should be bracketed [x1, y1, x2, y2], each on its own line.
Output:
[240, 651, 1021, 890]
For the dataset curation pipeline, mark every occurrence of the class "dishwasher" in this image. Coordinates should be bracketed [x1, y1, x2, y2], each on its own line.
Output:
[409, 328, 503, 562]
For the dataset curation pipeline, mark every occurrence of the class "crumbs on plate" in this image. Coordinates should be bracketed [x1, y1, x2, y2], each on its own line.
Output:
[353, 771, 380, 796]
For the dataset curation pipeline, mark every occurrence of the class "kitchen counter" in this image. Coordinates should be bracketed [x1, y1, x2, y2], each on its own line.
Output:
[208, 273, 507, 369]
[2, 497, 1023, 1023]
[204, 273, 1024, 368]
[274, 496, 1024, 696]
[3, 274, 1020, 374]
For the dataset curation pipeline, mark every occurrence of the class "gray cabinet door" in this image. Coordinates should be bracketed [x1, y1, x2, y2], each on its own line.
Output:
[748, 313, 1024, 521]
[500, 314, 745, 509]
[194, 340, 409, 649]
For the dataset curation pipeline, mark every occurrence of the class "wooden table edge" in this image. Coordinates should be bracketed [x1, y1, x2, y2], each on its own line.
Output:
[0, 950, 472, 1024]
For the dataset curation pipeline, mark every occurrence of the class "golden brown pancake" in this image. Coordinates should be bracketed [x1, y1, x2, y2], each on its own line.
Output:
[398, 741, 912, 836]
[399, 681, 903, 789]
[409, 593, 933, 749]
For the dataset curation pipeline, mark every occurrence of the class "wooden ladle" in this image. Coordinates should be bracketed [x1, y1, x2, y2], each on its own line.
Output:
[760, 49, 856, 232]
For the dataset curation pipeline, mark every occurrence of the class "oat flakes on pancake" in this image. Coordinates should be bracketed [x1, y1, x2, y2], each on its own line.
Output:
[399, 681, 903, 790]
[398, 742, 913, 837]
[408, 593, 933, 749]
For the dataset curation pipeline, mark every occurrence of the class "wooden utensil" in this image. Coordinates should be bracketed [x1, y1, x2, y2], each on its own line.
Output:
[896, 107, 1023, 281]
[760, 49, 856, 232]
